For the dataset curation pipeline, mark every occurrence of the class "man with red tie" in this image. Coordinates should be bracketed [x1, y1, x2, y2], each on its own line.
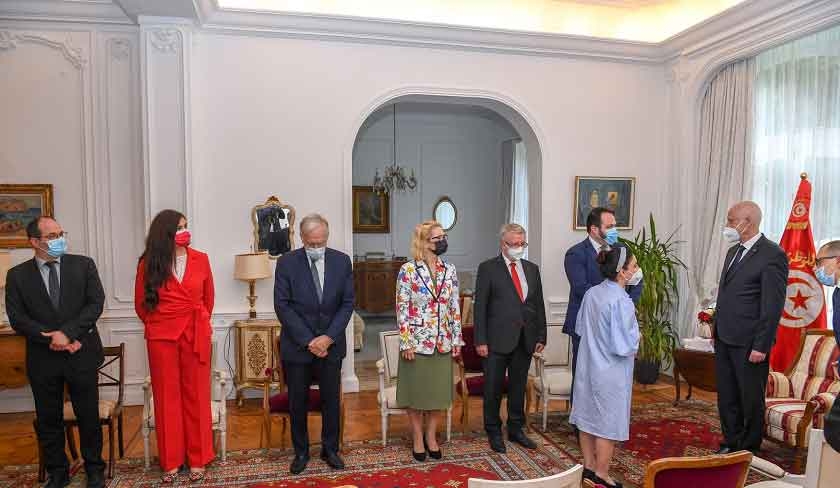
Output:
[473, 223, 547, 453]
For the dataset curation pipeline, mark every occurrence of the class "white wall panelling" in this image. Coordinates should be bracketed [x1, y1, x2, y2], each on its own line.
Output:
[139, 19, 192, 225]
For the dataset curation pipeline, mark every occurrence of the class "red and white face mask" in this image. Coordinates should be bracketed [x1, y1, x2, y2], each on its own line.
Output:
[174, 229, 191, 247]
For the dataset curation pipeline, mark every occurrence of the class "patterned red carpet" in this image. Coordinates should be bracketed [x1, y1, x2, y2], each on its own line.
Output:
[0, 400, 793, 487]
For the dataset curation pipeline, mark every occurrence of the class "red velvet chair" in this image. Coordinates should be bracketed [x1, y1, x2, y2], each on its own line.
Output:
[261, 341, 345, 449]
[457, 325, 515, 431]
[642, 451, 753, 488]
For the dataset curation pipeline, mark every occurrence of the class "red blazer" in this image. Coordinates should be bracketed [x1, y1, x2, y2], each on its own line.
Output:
[135, 248, 215, 362]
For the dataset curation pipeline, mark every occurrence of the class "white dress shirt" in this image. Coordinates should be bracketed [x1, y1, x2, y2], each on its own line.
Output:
[589, 235, 607, 254]
[728, 233, 763, 269]
[503, 254, 528, 299]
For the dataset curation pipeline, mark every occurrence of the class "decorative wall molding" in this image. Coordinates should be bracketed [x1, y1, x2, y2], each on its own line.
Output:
[0, 29, 86, 68]
[149, 27, 182, 53]
[108, 37, 130, 59]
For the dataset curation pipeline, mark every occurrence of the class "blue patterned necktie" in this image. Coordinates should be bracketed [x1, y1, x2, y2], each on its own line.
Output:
[310, 258, 323, 302]
[46, 261, 60, 309]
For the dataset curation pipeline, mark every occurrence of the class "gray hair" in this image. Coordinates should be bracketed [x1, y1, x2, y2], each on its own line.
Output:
[499, 223, 526, 240]
[820, 240, 840, 256]
[300, 213, 330, 236]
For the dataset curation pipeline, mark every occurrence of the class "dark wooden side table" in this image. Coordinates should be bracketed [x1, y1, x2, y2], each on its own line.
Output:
[672, 347, 716, 405]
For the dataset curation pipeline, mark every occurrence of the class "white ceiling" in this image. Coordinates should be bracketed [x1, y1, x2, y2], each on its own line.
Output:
[215, 0, 747, 43]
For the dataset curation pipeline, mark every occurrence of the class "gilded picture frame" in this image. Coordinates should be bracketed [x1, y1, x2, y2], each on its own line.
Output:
[352, 186, 390, 233]
[573, 176, 635, 230]
[252, 196, 296, 259]
[0, 184, 54, 248]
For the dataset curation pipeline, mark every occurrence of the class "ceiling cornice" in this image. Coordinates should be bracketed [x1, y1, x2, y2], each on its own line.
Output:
[1, 0, 839, 66]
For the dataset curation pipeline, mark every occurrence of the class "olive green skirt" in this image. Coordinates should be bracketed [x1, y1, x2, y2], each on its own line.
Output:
[396, 351, 453, 411]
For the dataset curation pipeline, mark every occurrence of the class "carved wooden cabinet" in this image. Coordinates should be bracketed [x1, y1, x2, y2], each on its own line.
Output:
[353, 259, 406, 314]
[234, 319, 281, 406]
[0, 328, 27, 391]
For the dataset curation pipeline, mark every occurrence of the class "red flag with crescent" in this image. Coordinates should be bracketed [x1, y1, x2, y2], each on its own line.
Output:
[770, 175, 826, 372]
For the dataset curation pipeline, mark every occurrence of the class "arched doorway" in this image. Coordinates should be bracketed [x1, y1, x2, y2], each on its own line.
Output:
[341, 90, 544, 392]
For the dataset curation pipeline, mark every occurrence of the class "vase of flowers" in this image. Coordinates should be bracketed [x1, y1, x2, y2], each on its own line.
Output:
[697, 308, 715, 339]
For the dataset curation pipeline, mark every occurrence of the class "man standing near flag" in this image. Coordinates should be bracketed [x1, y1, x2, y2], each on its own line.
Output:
[714, 201, 788, 455]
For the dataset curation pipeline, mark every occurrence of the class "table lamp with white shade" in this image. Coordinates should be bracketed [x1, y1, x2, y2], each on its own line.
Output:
[0, 251, 11, 325]
[233, 251, 271, 319]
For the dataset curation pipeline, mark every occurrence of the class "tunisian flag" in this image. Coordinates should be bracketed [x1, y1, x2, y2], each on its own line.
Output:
[770, 174, 827, 372]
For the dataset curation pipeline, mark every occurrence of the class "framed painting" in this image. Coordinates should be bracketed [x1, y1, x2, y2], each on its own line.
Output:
[252, 196, 295, 259]
[0, 184, 54, 248]
[352, 186, 389, 233]
[573, 177, 635, 230]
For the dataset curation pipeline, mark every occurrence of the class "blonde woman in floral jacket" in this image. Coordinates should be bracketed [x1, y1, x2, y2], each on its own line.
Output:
[396, 220, 463, 461]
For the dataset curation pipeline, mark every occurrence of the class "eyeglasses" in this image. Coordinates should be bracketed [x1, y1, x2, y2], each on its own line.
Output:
[816, 255, 840, 264]
[429, 234, 448, 242]
[504, 241, 528, 248]
[41, 231, 68, 240]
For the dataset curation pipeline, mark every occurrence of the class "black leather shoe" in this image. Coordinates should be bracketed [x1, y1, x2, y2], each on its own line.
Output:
[289, 455, 309, 475]
[44, 471, 71, 488]
[592, 473, 623, 488]
[583, 468, 596, 481]
[715, 446, 734, 455]
[320, 451, 345, 470]
[423, 437, 442, 460]
[86, 469, 106, 488]
[488, 435, 507, 453]
[508, 430, 538, 449]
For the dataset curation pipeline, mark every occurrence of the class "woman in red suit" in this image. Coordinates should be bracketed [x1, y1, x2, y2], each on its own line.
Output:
[135, 209, 215, 482]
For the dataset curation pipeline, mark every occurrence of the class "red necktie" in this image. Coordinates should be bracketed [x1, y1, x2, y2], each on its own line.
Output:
[509, 262, 524, 302]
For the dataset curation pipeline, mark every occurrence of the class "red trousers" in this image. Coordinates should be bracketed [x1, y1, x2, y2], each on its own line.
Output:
[147, 332, 214, 471]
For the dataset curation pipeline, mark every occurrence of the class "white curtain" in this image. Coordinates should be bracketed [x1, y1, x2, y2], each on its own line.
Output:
[751, 24, 840, 331]
[682, 58, 756, 339]
[500, 139, 514, 229]
[510, 140, 529, 233]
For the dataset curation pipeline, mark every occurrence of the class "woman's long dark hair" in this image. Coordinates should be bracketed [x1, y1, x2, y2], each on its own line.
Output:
[139, 209, 185, 311]
[596, 246, 634, 281]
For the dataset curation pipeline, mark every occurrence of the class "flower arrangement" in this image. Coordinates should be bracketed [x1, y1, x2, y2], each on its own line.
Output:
[696, 307, 715, 339]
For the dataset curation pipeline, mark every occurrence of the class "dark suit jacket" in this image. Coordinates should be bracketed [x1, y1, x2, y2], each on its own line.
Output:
[4, 253, 105, 371]
[274, 247, 354, 364]
[714, 235, 789, 353]
[562, 238, 642, 336]
[473, 255, 547, 355]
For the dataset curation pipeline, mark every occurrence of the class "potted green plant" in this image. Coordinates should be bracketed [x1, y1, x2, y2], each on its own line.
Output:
[620, 214, 686, 385]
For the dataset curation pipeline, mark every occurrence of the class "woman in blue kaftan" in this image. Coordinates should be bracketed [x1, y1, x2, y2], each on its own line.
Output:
[569, 245, 641, 488]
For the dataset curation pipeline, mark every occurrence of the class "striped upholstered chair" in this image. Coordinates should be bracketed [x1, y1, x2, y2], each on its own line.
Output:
[764, 329, 839, 471]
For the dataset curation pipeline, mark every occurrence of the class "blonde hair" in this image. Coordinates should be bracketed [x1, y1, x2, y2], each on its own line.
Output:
[499, 223, 526, 240]
[411, 220, 442, 261]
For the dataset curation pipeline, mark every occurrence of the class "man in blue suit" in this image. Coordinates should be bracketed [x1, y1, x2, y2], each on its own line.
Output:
[563, 207, 642, 407]
[274, 214, 354, 474]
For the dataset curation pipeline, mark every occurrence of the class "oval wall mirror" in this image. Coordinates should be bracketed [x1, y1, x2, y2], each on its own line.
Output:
[433, 197, 457, 231]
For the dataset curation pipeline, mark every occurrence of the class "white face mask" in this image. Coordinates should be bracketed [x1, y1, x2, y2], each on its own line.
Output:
[507, 246, 525, 261]
[626, 268, 643, 286]
[722, 226, 741, 243]
[305, 246, 326, 261]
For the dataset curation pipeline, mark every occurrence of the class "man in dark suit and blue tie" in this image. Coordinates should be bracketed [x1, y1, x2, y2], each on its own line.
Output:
[714, 201, 788, 455]
[563, 207, 641, 407]
[274, 214, 354, 474]
[5, 217, 106, 488]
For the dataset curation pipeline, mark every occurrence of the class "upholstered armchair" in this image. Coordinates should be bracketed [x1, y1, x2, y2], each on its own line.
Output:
[764, 330, 839, 472]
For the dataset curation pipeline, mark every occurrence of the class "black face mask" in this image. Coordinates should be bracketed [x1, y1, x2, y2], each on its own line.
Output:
[432, 240, 448, 256]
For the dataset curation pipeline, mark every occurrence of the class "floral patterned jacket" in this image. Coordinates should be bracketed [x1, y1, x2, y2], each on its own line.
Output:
[396, 259, 464, 354]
